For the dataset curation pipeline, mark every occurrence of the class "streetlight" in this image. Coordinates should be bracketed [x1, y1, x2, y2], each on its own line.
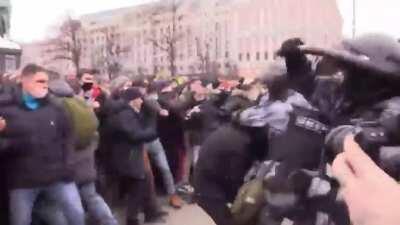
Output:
[352, 0, 356, 38]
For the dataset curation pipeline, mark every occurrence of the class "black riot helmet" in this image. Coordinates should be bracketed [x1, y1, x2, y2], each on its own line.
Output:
[301, 33, 400, 114]
[342, 33, 400, 76]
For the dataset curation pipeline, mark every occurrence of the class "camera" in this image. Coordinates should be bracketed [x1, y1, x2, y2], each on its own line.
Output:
[325, 115, 400, 177]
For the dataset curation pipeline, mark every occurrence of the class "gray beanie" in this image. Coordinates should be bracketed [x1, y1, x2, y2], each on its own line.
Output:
[110, 76, 131, 94]
[49, 79, 75, 97]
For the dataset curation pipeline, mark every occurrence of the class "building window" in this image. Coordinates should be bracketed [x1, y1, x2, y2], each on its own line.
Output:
[225, 51, 229, 58]
[256, 52, 260, 61]
[247, 53, 251, 61]
[239, 53, 242, 61]
[264, 51, 269, 60]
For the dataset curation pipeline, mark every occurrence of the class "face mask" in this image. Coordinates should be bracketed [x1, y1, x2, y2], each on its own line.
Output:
[29, 89, 48, 99]
[81, 83, 93, 92]
[149, 93, 158, 100]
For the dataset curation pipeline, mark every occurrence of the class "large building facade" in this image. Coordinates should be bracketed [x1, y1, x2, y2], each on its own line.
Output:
[25, 0, 343, 78]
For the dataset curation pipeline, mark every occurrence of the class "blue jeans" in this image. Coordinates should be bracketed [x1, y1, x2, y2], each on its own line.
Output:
[183, 145, 201, 184]
[146, 138, 176, 195]
[79, 182, 118, 225]
[33, 182, 117, 225]
[9, 182, 85, 225]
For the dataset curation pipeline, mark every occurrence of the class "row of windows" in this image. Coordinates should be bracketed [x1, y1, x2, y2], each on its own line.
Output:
[82, 49, 274, 65]
[238, 51, 272, 61]
[79, 33, 122, 45]
[148, 61, 235, 74]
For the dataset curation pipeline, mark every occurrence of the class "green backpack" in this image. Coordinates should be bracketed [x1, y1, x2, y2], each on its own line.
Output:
[230, 179, 266, 225]
[62, 97, 99, 150]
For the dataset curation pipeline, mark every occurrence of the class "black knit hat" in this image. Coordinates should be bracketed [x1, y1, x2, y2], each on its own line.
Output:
[121, 88, 143, 102]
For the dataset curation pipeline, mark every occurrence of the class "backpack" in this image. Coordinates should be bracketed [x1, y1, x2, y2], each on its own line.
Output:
[230, 178, 266, 225]
[62, 97, 99, 150]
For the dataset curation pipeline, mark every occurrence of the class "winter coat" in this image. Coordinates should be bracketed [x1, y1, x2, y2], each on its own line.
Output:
[142, 96, 162, 138]
[50, 79, 100, 185]
[185, 99, 227, 145]
[157, 91, 197, 151]
[100, 100, 157, 179]
[0, 87, 74, 189]
[194, 123, 268, 202]
[64, 99, 99, 185]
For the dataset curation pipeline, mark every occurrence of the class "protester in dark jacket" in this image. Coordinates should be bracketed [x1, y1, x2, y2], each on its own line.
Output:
[31, 79, 118, 225]
[183, 91, 226, 186]
[144, 81, 184, 208]
[0, 82, 16, 225]
[158, 82, 197, 184]
[0, 64, 85, 225]
[194, 121, 269, 225]
[101, 88, 166, 225]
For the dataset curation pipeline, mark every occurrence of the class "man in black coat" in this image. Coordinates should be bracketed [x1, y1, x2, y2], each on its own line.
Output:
[101, 88, 166, 225]
[157, 81, 197, 185]
[30, 79, 118, 225]
[144, 82, 184, 209]
[194, 121, 268, 225]
[0, 64, 85, 225]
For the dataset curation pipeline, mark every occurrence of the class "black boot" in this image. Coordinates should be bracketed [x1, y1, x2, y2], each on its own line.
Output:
[144, 210, 168, 223]
[127, 218, 140, 225]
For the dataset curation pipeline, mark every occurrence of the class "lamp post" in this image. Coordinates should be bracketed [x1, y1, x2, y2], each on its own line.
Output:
[352, 0, 356, 38]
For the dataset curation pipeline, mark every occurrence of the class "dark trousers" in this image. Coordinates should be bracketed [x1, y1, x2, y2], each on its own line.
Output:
[196, 196, 233, 225]
[194, 172, 234, 225]
[126, 164, 160, 222]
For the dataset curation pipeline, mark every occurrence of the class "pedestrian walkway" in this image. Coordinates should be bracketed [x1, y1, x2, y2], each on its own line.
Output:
[115, 202, 215, 225]
[150, 204, 215, 225]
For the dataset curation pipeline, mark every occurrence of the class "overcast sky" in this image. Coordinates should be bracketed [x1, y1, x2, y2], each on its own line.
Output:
[9, 0, 400, 43]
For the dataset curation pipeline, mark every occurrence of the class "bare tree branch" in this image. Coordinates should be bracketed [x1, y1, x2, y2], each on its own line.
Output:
[148, 38, 169, 52]
[53, 55, 73, 61]
[46, 15, 82, 74]
[145, 0, 186, 76]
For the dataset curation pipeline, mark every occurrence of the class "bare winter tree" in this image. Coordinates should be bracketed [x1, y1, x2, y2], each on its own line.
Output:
[103, 33, 125, 80]
[48, 15, 82, 74]
[91, 31, 128, 80]
[195, 37, 211, 75]
[147, 0, 184, 77]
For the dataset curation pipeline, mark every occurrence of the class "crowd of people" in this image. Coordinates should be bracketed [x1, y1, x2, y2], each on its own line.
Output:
[0, 57, 267, 225]
[1, 33, 400, 225]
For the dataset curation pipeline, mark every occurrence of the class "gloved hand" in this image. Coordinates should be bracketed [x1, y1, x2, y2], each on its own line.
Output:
[276, 38, 305, 58]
